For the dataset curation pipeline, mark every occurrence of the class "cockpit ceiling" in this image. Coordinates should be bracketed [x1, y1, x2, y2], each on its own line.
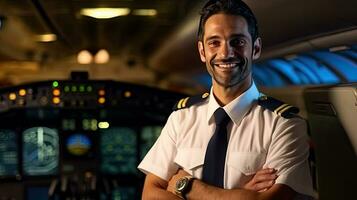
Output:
[0, 0, 356, 91]
[0, 0, 198, 59]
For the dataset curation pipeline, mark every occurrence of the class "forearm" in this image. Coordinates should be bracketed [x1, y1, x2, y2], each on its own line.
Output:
[187, 180, 295, 200]
[142, 187, 181, 200]
[142, 173, 182, 200]
[187, 179, 260, 200]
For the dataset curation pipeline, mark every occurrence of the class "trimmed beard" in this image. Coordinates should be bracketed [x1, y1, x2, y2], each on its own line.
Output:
[208, 56, 249, 88]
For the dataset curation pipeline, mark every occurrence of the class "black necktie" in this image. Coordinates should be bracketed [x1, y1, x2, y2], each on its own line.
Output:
[202, 107, 231, 188]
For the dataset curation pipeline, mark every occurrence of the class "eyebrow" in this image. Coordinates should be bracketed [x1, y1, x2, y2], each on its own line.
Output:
[204, 33, 249, 43]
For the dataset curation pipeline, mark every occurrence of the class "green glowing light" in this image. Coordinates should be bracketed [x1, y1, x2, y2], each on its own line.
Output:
[87, 86, 93, 92]
[52, 81, 59, 88]
[79, 85, 85, 92]
[71, 86, 77, 92]
[64, 86, 70, 93]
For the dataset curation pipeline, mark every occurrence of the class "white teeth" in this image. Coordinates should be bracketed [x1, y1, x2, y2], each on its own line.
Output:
[216, 63, 237, 68]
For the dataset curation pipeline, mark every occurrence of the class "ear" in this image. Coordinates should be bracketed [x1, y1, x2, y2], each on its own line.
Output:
[198, 41, 206, 62]
[252, 37, 262, 60]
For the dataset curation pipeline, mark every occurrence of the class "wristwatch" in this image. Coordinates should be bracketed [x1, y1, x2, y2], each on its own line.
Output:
[175, 175, 195, 199]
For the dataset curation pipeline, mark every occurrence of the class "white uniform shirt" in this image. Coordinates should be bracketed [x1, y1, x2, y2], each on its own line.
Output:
[138, 83, 314, 197]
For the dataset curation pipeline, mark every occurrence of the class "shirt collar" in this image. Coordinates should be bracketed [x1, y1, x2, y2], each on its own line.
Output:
[207, 82, 260, 126]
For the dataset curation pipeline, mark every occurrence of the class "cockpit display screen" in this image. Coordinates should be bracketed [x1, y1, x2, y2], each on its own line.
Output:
[140, 126, 162, 159]
[100, 187, 136, 200]
[0, 130, 18, 177]
[23, 127, 59, 176]
[100, 127, 137, 174]
[66, 133, 92, 156]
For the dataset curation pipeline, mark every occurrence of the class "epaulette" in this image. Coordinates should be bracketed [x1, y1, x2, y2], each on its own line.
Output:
[257, 95, 299, 119]
[173, 92, 209, 111]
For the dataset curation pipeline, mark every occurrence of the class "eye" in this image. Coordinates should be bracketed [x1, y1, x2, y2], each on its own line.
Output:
[231, 39, 246, 47]
[207, 40, 220, 47]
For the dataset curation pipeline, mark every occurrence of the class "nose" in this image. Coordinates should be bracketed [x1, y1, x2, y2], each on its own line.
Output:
[219, 42, 234, 58]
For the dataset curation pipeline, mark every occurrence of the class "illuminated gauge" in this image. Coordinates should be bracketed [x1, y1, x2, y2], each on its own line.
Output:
[98, 122, 110, 129]
[98, 97, 106, 104]
[52, 89, 61, 96]
[66, 134, 92, 156]
[98, 89, 105, 96]
[79, 85, 85, 92]
[124, 91, 132, 98]
[0, 129, 19, 176]
[23, 127, 59, 176]
[87, 86, 93, 92]
[64, 86, 70, 93]
[9, 93, 16, 101]
[140, 126, 163, 159]
[71, 86, 77, 92]
[100, 128, 137, 174]
[52, 81, 59, 88]
[19, 89, 26, 97]
[40, 96, 48, 105]
[52, 97, 61, 104]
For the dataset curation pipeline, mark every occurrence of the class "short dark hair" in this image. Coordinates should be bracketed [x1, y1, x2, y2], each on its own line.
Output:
[198, 0, 259, 42]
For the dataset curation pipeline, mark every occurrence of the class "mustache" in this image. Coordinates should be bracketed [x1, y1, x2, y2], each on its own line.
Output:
[210, 56, 246, 67]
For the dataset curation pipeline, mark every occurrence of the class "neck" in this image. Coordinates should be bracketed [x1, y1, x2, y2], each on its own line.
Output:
[212, 76, 252, 106]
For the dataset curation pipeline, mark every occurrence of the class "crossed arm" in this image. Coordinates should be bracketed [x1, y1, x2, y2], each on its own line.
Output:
[142, 168, 296, 200]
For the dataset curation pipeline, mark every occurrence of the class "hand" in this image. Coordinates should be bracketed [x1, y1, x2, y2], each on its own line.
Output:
[167, 169, 190, 194]
[243, 168, 278, 192]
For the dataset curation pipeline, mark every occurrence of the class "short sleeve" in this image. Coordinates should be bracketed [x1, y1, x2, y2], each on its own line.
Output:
[137, 111, 180, 181]
[264, 117, 315, 198]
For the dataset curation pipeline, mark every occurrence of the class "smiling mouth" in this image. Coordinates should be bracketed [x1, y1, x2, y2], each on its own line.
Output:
[212, 57, 245, 70]
[214, 63, 240, 69]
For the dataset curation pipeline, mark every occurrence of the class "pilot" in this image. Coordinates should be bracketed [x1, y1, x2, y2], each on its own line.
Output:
[138, 0, 314, 199]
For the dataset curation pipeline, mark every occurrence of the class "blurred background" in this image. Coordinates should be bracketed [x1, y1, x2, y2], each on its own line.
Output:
[0, 0, 355, 93]
[0, 0, 356, 199]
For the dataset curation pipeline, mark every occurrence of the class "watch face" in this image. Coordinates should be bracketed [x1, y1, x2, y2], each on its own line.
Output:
[176, 177, 188, 191]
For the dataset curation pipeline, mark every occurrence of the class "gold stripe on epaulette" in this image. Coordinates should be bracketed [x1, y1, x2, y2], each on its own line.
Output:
[202, 93, 209, 99]
[181, 97, 189, 108]
[177, 98, 185, 109]
[278, 105, 293, 116]
[274, 103, 289, 115]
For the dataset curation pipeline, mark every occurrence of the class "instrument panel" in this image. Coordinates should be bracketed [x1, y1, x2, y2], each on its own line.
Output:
[0, 79, 184, 200]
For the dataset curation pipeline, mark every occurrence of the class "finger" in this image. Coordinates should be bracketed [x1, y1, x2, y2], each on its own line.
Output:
[254, 180, 275, 192]
[258, 188, 268, 193]
[256, 168, 276, 175]
[254, 173, 278, 183]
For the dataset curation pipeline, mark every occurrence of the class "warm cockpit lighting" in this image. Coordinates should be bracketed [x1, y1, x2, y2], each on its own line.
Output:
[53, 89, 61, 96]
[35, 34, 57, 42]
[94, 49, 110, 64]
[98, 89, 105, 96]
[98, 97, 106, 104]
[80, 8, 130, 19]
[19, 89, 26, 97]
[98, 122, 110, 129]
[124, 91, 132, 98]
[9, 93, 16, 101]
[132, 9, 157, 16]
[77, 50, 93, 64]
[52, 97, 60, 104]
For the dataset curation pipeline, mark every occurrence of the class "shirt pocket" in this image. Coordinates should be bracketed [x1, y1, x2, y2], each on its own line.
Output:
[226, 151, 266, 188]
[228, 151, 266, 175]
[174, 148, 205, 177]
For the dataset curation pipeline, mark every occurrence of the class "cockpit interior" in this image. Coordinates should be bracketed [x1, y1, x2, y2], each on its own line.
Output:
[0, 0, 356, 199]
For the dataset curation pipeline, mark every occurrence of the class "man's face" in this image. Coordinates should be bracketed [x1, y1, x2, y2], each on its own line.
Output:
[198, 13, 261, 88]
